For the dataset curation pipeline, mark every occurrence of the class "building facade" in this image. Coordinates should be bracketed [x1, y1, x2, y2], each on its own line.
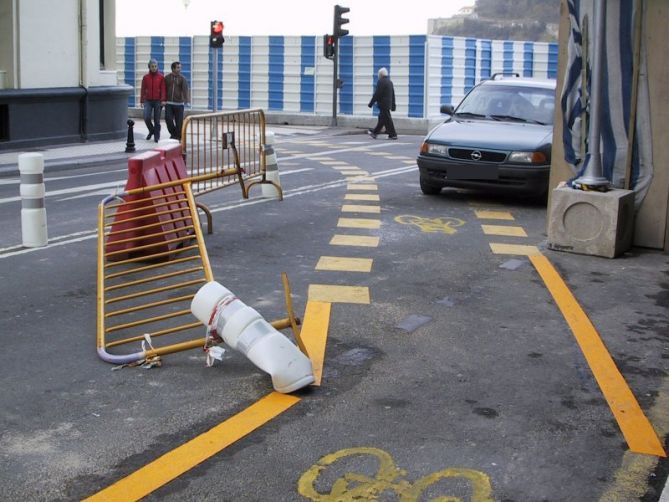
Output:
[0, 0, 131, 150]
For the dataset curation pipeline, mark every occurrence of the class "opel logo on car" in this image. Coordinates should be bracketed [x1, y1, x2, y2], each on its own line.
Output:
[470, 150, 482, 161]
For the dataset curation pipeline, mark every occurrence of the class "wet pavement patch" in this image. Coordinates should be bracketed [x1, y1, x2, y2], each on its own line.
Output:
[499, 258, 526, 270]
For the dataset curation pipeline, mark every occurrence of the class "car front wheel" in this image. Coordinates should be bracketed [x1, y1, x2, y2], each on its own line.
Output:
[420, 176, 442, 195]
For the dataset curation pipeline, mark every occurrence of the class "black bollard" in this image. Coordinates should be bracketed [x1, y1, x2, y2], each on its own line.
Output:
[125, 119, 136, 153]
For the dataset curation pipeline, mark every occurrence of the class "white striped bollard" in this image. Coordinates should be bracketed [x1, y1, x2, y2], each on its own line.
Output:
[18, 153, 48, 247]
[262, 130, 281, 199]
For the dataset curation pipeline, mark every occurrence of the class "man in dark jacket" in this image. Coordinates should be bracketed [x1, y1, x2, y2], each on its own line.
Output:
[164, 61, 190, 141]
[367, 67, 397, 140]
[140, 59, 166, 142]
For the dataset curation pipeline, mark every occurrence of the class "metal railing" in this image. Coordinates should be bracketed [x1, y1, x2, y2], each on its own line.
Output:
[97, 171, 297, 366]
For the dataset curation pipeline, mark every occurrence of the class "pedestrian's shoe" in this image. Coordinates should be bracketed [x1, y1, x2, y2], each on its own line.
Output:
[146, 132, 153, 140]
[154, 137, 159, 143]
[367, 129, 377, 139]
[388, 135, 398, 140]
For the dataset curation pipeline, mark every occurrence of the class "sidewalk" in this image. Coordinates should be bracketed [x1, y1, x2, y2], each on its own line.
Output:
[0, 120, 339, 176]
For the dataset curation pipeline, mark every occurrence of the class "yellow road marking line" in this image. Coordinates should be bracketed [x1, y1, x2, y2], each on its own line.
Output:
[481, 225, 528, 237]
[84, 393, 301, 501]
[530, 254, 666, 457]
[489, 243, 541, 256]
[386, 156, 411, 160]
[316, 256, 374, 272]
[329, 166, 355, 171]
[300, 301, 332, 386]
[308, 284, 371, 304]
[366, 152, 388, 156]
[308, 156, 334, 161]
[330, 234, 380, 247]
[345, 194, 380, 202]
[342, 204, 381, 214]
[341, 170, 370, 176]
[320, 161, 349, 165]
[347, 184, 378, 191]
[338, 217, 381, 229]
[346, 176, 375, 182]
[475, 210, 515, 220]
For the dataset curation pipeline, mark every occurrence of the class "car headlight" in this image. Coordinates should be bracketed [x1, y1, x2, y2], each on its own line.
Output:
[421, 143, 449, 156]
[508, 151, 547, 164]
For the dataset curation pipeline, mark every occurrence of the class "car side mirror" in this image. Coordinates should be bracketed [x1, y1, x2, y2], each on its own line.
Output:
[440, 104, 454, 115]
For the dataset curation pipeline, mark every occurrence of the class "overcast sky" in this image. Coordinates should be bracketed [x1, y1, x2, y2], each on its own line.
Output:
[116, 0, 474, 37]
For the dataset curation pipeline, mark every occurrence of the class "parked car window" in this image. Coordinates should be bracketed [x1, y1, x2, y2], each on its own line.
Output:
[456, 85, 555, 125]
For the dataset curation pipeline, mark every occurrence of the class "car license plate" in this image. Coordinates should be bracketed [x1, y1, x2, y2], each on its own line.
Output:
[447, 165, 499, 180]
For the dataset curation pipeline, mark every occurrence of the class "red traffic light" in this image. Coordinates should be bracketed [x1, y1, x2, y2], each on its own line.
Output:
[210, 20, 225, 48]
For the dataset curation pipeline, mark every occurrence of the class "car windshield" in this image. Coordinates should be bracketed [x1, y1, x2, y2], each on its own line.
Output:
[455, 84, 555, 125]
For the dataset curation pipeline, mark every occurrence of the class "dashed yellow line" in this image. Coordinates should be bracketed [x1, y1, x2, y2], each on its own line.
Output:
[330, 234, 380, 247]
[337, 217, 381, 229]
[308, 284, 371, 304]
[84, 393, 301, 501]
[347, 184, 378, 191]
[341, 170, 370, 176]
[342, 204, 380, 214]
[316, 256, 373, 272]
[489, 242, 541, 256]
[345, 194, 380, 202]
[475, 210, 515, 220]
[481, 224, 527, 237]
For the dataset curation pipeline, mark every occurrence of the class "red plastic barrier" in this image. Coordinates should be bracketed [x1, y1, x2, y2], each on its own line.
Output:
[105, 144, 193, 261]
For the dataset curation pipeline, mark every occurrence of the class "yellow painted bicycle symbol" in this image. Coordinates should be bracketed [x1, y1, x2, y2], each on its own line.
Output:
[298, 447, 493, 501]
[395, 215, 465, 235]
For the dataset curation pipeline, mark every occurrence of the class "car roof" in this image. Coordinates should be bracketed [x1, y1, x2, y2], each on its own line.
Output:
[478, 77, 556, 90]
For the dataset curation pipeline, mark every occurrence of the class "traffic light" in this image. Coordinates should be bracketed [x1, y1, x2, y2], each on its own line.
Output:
[210, 20, 224, 48]
[323, 34, 335, 59]
[334, 5, 350, 38]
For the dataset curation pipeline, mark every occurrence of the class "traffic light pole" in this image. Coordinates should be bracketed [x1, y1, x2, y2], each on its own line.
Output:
[212, 49, 218, 112]
[331, 45, 338, 127]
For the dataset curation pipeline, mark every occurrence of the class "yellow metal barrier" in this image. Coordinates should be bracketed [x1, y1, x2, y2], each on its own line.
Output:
[97, 171, 300, 366]
[181, 108, 282, 201]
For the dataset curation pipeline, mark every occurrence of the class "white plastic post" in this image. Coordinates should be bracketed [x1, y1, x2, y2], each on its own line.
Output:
[18, 153, 48, 247]
[262, 131, 281, 198]
[191, 281, 314, 393]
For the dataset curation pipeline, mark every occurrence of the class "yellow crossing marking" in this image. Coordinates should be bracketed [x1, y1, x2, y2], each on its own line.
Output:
[330, 235, 380, 247]
[308, 284, 370, 304]
[481, 225, 528, 237]
[395, 215, 464, 234]
[489, 243, 541, 256]
[366, 152, 388, 156]
[475, 210, 514, 220]
[347, 184, 378, 191]
[530, 254, 666, 457]
[346, 176, 375, 182]
[316, 256, 374, 272]
[341, 170, 370, 176]
[342, 204, 381, 214]
[345, 194, 380, 201]
[300, 300, 332, 386]
[84, 393, 301, 501]
[338, 217, 381, 229]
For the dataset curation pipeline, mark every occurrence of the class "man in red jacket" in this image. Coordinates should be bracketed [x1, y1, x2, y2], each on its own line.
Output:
[140, 59, 167, 142]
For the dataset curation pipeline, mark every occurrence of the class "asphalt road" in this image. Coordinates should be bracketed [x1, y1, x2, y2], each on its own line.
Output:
[0, 132, 667, 501]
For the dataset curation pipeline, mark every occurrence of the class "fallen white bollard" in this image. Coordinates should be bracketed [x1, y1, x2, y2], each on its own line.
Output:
[191, 281, 314, 393]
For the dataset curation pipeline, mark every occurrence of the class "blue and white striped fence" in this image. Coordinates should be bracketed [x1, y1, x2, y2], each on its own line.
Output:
[117, 34, 557, 120]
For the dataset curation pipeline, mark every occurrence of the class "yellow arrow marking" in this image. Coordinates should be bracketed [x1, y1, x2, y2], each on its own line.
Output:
[530, 254, 666, 457]
[84, 393, 301, 501]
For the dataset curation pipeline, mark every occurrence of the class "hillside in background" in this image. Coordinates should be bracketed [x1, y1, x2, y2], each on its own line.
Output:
[432, 0, 560, 42]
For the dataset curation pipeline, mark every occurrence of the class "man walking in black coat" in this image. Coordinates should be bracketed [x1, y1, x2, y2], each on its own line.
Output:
[367, 67, 397, 140]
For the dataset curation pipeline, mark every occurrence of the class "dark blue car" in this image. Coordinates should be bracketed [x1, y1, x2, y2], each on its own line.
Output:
[417, 75, 556, 197]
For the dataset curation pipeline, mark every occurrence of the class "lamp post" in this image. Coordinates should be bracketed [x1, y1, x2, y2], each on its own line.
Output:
[574, 0, 610, 188]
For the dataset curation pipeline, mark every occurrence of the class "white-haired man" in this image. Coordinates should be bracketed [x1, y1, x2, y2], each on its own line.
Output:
[367, 67, 397, 140]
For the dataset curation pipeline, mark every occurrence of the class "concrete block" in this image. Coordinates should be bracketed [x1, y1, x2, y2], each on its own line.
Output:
[547, 187, 635, 258]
